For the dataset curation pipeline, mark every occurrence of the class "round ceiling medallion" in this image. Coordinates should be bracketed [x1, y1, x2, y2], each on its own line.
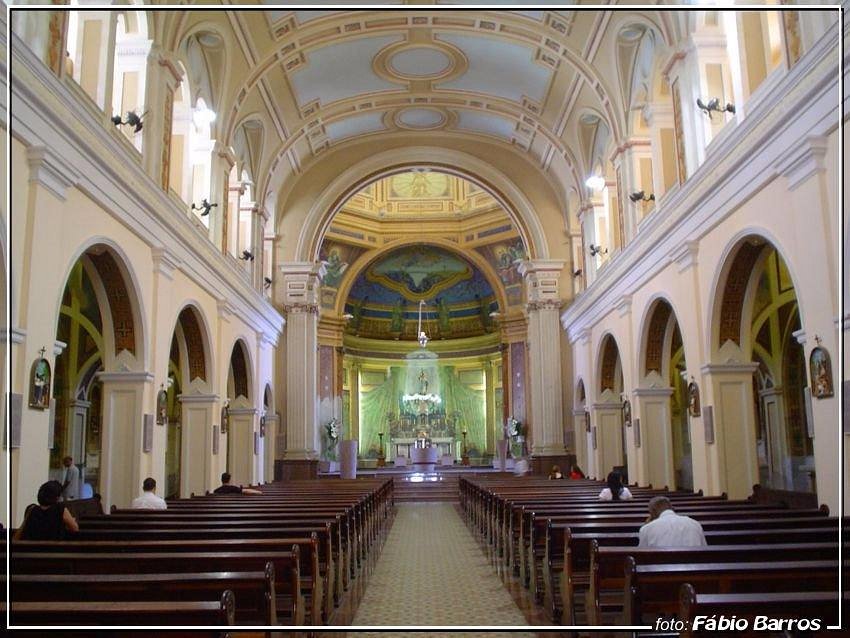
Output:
[396, 108, 446, 130]
[388, 47, 452, 79]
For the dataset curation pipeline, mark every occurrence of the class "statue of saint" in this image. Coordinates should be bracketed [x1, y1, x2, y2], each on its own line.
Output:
[418, 370, 429, 395]
[390, 298, 404, 333]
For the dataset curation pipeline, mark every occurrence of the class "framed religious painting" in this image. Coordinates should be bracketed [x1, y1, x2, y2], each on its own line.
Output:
[809, 346, 834, 399]
[687, 379, 701, 417]
[29, 354, 51, 410]
[622, 398, 632, 426]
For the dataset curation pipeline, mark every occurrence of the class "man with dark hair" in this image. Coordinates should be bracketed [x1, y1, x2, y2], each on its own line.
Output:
[214, 472, 262, 495]
[131, 477, 167, 510]
[638, 496, 706, 547]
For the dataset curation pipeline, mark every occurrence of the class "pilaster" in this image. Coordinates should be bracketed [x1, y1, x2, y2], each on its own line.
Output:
[142, 46, 183, 188]
[279, 262, 326, 461]
[518, 260, 566, 457]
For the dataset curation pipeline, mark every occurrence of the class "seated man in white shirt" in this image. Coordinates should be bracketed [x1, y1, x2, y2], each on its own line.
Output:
[131, 477, 168, 510]
[638, 496, 706, 547]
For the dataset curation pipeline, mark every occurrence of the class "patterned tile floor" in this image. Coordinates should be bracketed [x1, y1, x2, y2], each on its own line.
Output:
[350, 502, 535, 636]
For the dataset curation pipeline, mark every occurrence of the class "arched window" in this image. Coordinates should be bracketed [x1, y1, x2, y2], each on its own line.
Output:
[65, 9, 112, 109]
[110, 11, 151, 152]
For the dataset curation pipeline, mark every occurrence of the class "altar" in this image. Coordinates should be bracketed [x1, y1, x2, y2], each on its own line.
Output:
[391, 436, 455, 459]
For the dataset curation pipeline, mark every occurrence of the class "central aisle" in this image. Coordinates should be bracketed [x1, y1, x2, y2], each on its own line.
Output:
[351, 502, 534, 635]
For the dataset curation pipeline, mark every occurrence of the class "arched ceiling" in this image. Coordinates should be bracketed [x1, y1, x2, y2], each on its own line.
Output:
[160, 6, 680, 226]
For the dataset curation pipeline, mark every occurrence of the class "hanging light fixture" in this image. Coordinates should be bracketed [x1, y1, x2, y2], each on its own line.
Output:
[417, 299, 428, 349]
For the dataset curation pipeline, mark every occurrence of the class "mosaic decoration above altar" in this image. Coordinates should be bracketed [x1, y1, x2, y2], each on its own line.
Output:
[365, 245, 472, 301]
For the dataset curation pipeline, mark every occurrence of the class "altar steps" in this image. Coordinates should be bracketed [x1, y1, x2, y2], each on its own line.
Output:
[393, 475, 460, 502]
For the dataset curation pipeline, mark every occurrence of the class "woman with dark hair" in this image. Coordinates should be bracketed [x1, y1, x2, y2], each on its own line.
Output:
[598, 471, 633, 501]
[14, 480, 79, 540]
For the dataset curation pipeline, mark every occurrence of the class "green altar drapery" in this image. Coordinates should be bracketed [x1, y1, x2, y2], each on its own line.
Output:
[359, 366, 403, 456]
[358, 364, 487, 456]
[438, 366, 486, 454]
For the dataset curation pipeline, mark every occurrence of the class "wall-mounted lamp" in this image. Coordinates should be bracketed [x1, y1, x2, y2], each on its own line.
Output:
[240, 250, 254, 261]
[111, 110, 146, 133]
[191, 199, 218, 216]
[628, 190, 655, 203]
[696, 98, 735, 120]
[192, 105, 217, 128]
[589, 244, 607, 257]
[263, 276, 272, 289]
[572, 269, 583, 278]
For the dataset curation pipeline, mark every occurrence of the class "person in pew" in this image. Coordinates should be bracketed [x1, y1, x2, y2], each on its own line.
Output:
[548, 465, 564, 480]
[569, 464, 585, 479]
[213, 472, 263, 495]
[14, 480, 79, 540]
[638, 496, 707, 548]
[598, 471, 633, 501]
[131, 477, 168, 510]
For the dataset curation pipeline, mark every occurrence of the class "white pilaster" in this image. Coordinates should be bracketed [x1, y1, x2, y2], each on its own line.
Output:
[279, 261, 326, 460]
[518, 259, 566, 457]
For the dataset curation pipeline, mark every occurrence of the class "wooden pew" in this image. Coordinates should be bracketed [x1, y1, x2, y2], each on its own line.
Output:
[624, 556, 838, 625]
[586, 542, 839, 625]
[679, 585, 842, 636]
[8, 566, 276, 625]
[11, 549, 304, 626]
[68, 525, 333, 622]
[556, 524, 839, 625]
[5, 590, 235, 626]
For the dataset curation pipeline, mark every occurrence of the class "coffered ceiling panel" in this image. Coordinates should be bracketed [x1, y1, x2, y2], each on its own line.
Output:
[288, 35, 403, 109]
[454, 110, 516, 143]
[435, 33, 553, 105]
[325, 111, 387, 144]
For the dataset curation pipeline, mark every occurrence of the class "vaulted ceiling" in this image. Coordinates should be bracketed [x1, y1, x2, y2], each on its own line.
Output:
[159, 6, 684, 230]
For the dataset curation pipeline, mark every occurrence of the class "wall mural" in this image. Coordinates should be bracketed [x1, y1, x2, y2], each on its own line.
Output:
[345, 245, 498, 340]
[474, 238, 526, 306]
[319, 241, 367, 309]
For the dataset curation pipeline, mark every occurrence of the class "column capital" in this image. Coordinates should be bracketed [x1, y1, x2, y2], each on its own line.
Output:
[151, 246, 181, 280]
[152, 46, 184, 86]
[669, 240, 699, 272]
[279, 261, 326, 308]
[773, 135, 828, 191]
[27, 145, 79, 201]
[53, 340, 67, 356]
[97, 370, 155, 384]
[178, 392, 219, 404]
[701, 362, 760, 376]
[518, 259, 566, 307]
[609, 137, 652, 163]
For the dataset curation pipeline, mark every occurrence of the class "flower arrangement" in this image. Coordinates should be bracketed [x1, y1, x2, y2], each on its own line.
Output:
[326, 418, 340, 443]
[324, 418, 340, 461]
[506, 417, 524, 438]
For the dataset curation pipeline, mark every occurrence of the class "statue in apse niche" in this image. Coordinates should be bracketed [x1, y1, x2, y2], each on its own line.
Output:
[390, 298, 404, 334]
[418, 370, 429, 395]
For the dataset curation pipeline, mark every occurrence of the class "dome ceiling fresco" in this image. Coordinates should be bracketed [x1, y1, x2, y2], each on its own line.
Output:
[343, 245, 498, 341]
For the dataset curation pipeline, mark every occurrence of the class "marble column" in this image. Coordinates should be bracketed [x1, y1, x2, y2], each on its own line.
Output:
[349, 362, 361, 445]
[278, 262, 326, 479]
[518, 260, 567, 463]
[485, 358, 498, 455]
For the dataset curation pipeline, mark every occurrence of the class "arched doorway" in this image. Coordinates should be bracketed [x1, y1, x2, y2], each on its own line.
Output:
[641, 299, 692, 491]
[164, 305, 210, 498]
[596, 334, 627, 481]
[225, 339, 253, 485]
[51, 244, 143, 504]
[715, 236, 812, 493]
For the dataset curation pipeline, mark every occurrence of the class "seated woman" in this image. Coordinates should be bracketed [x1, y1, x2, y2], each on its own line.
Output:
[598, 471, 633, 501]
[569, 464, 585, 479]
[15, 480, 79, 540]
[548, 465, 563, 480]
